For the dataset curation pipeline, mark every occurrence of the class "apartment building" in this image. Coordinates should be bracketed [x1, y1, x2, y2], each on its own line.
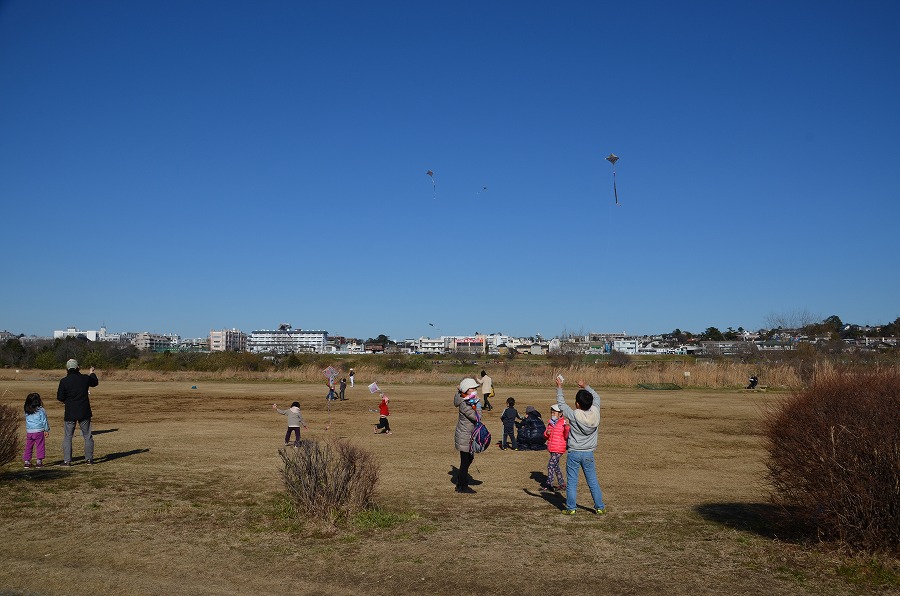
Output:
[133, 332, 180, 352]
[248, 329, 328, 354]
[209, 328, 247, 352]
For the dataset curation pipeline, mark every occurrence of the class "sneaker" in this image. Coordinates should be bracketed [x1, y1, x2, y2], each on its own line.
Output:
[85, 459, 94, 465]
[36, 460, 43, 468]
[60, 461, 71, 467]
[595, 507, 607, 515]
[23, 460, 31, 468]
[562, 509, 576, 515]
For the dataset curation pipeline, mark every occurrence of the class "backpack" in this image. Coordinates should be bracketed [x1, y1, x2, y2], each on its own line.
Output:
[470, 410, 492, 454]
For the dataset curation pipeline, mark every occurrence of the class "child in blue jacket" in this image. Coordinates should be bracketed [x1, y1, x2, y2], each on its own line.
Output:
[23, 393, 50, 468]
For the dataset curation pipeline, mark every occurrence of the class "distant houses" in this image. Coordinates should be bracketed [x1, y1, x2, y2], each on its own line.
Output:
[5, 322, 888, 357]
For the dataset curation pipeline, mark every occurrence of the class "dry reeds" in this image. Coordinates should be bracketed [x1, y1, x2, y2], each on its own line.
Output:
[5, 360, 897, 390]
[0, 403, 20, 466]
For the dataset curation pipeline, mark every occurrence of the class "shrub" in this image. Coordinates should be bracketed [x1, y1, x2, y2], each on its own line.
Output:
[763, 370, 900, 553]
[608, 350, 632, 367]
[0, 404, 21, 467]
[279, 438, 379, 522]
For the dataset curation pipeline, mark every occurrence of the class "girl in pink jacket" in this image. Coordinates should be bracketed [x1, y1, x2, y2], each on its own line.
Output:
[542, 404, 570, 491]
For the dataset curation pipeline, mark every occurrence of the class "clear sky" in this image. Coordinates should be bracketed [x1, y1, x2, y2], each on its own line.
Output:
[1, 0, 898, 341]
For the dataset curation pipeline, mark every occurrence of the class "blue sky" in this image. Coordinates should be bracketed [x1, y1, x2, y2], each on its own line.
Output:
[1, 0, 898, 340]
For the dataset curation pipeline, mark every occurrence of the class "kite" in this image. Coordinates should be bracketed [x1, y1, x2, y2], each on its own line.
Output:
[426, 170, 436, 199]
[368, 381, 380, 393]
[322, 365, 339, 381]
[606, 153, 620, 205]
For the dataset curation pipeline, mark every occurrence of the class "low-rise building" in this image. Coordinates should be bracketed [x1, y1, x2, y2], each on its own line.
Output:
[133, 332, 180, 352]
[209, 328, 247, 352]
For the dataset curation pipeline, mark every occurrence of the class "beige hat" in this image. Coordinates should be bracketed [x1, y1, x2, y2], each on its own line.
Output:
[550, 404, 561, 412]
[458, 378, 479, 392]
[66, 359, 79, 370]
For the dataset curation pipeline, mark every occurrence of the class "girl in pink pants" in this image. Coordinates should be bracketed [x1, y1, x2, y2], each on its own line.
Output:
[23, 393, 50, 468]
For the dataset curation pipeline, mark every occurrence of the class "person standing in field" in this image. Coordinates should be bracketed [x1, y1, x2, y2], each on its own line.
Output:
[373, 393, 391, 434]
[454, 378, 482, 493]
[57, 359, 99, 466]
[499, 397, 522, 450]
[339, 377, 347, 401]
[556, 376, 605, 515]
[349, 368, 355, 387]
[325, 377, 336, 401]
[476, 369, 494, 411]
[541, 404, 569, 491]
[273, 401, 308, 446]
[23, 393, 50, 468]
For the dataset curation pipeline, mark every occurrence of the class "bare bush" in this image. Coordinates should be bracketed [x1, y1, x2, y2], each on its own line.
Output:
[279, 438, 379, 522]
[608, 350, 632, 367]
[763, 370, 900, 554]
[0, 404, 21, 467]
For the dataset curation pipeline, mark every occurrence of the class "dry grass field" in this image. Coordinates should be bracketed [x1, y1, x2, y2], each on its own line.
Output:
[1, 376, 897, 595]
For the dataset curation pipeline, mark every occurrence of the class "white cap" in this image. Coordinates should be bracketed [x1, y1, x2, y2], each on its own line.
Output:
[550, 404, 561, 412]
[66, 359, 79, 370]
[458, 378, 479, 392]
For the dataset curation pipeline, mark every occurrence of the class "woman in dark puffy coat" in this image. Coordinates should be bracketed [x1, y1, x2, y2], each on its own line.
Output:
[516, 406, 547, 450]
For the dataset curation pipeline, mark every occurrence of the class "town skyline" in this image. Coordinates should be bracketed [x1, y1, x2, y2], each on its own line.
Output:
[6, 311, 898, 345]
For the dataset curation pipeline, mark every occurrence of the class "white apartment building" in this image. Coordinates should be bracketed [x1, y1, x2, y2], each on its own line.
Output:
[248, 329, 328, 354]
[209, 328, 247, 352]
[613, 339, 640, 355]
[54, 326, 102, 342]
[418, 336, 451, 354]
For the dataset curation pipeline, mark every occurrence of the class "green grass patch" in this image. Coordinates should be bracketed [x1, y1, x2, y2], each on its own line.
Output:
[352, 508, 417, 531]
[836, 558, 900, 588]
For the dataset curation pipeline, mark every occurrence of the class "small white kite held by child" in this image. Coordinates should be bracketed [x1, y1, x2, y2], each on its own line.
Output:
[368, 381, 380, 393]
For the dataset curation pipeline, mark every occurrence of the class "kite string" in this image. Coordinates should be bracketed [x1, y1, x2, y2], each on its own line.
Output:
[613, 169, 618, 205]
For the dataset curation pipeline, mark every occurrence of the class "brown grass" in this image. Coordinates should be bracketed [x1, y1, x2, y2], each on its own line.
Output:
[0, 359, 815, 389]
[0, 377, 897, 595]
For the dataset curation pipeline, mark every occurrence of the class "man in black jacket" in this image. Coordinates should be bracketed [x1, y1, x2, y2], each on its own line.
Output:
[57, 359, 99, 465]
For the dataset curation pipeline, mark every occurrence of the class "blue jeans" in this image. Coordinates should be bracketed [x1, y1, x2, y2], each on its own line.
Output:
[565, 450, 604, 511]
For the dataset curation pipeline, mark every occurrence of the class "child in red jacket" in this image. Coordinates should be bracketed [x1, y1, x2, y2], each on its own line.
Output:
[373, 393, 391, 434]
[542, 404, 569, 491]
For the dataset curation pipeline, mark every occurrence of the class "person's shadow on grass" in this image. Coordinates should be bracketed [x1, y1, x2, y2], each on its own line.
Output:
[91, 428, 119, 435]
[51, 448, 151, 466]
[524, 471, 566, 510]
[448, 466, 483, 487]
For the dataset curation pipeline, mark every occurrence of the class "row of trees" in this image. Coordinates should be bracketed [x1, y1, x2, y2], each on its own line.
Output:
[670, 315, 900, 343]
[0, 337, 139, 370]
